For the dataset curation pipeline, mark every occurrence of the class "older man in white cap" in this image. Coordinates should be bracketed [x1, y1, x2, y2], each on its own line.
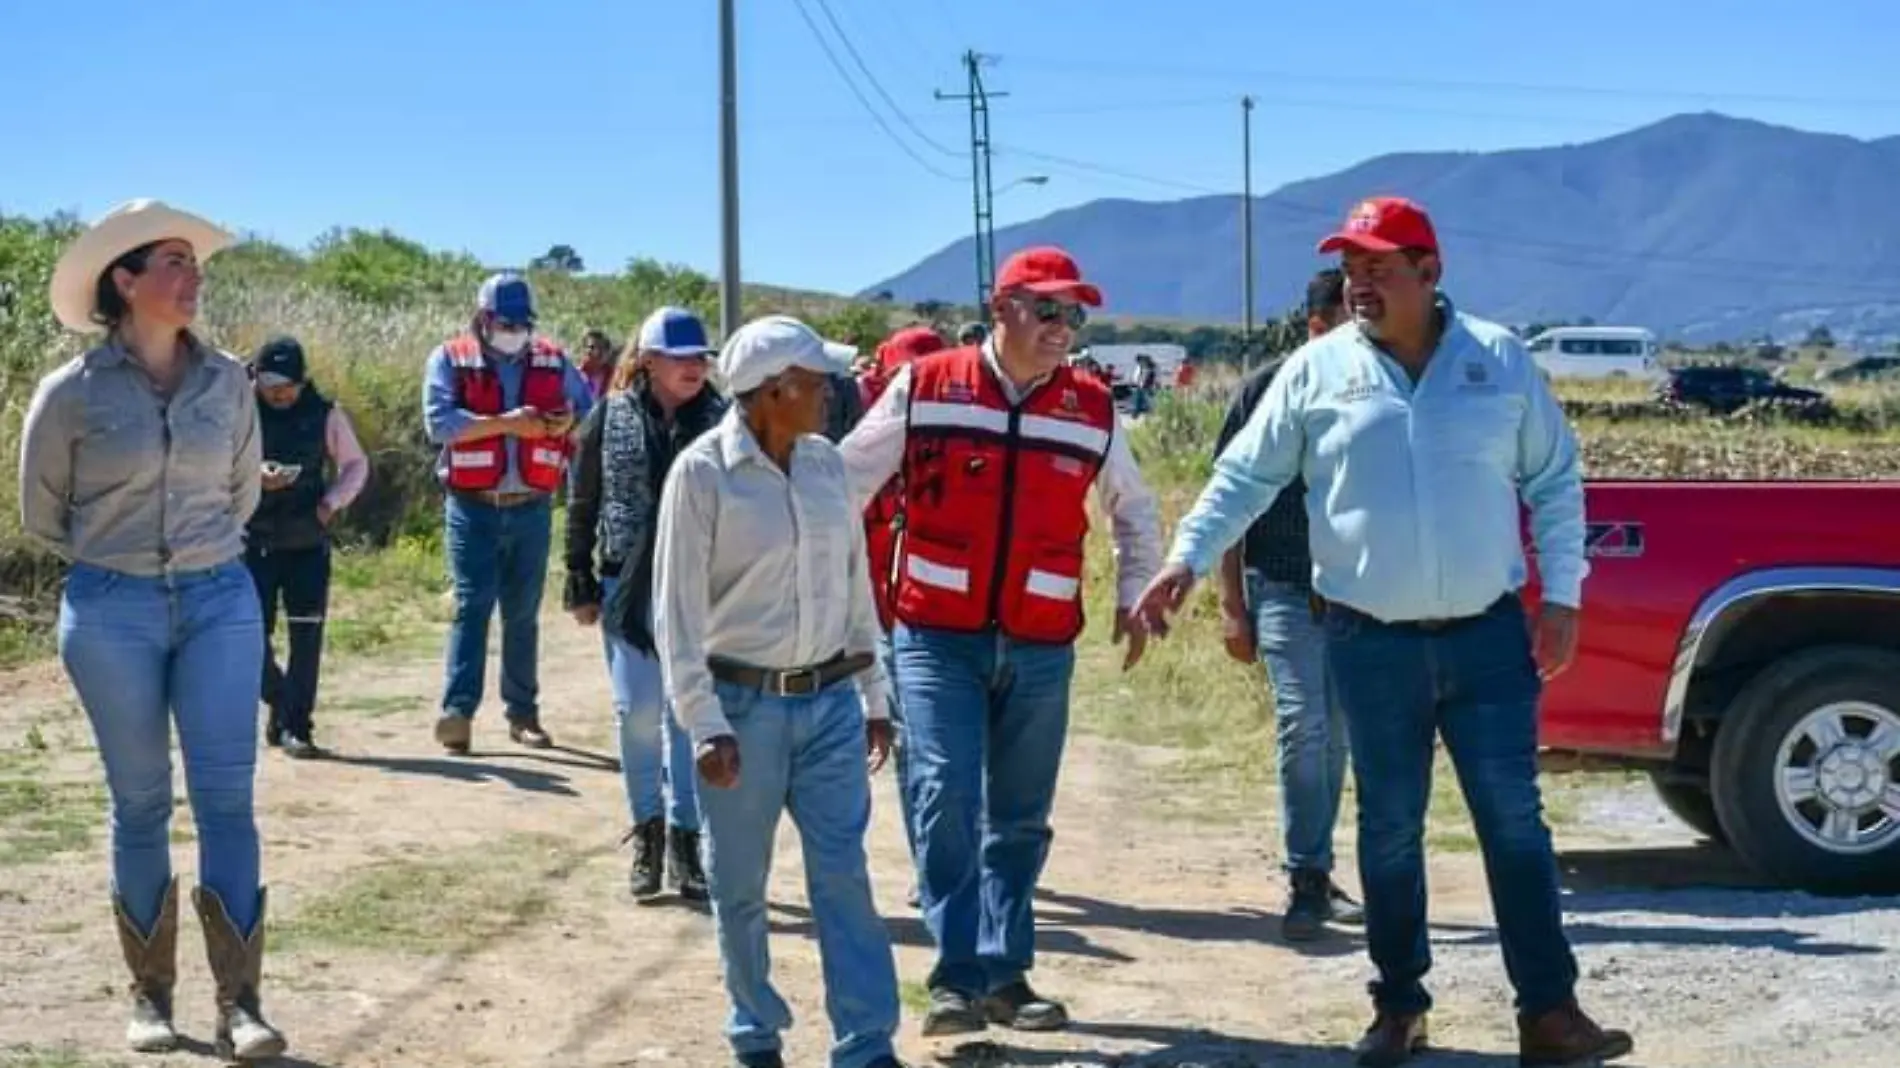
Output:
[655, 314, 905, 1068]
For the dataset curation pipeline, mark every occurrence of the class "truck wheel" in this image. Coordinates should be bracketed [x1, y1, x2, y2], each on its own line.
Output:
[1711, 645, 1900, 894]
[1647, 772, 1728, 845]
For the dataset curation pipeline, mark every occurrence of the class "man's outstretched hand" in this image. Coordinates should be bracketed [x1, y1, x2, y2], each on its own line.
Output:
[1131, 563, 1198, 640]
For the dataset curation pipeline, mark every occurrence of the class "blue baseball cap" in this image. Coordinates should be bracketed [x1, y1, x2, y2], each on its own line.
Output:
[637, 306, 716, 358]
[477, 272, 536, 325]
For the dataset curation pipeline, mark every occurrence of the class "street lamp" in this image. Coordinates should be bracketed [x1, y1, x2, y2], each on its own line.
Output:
[997, 175, 1050, 196]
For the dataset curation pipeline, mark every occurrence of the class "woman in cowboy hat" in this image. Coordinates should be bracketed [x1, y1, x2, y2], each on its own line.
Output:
[20, 199, 288, 1060]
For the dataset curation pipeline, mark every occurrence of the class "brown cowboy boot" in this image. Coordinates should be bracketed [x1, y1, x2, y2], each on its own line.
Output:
[1518, 1000, 1633, 1067]
[112, 878, 180, 1052]
[192, 885, 287, 1062]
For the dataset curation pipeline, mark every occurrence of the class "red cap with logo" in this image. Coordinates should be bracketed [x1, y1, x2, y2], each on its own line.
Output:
[875, 325, 947, 372]
[992, 246, 1104, 307]
[1316, 196, 1440, 255]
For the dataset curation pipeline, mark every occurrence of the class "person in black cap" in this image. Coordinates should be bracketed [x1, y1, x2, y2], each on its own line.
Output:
[246, 335, 370, 757]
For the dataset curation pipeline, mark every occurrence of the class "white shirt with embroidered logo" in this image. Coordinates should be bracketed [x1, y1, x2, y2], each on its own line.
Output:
[840, 342, 1164, 610]
[654, 408, 892, 748]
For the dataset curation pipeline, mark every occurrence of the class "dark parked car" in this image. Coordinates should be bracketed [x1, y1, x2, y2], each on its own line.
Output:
[1656, 365, 1830, 416]
[1820, 356, 1900, 383]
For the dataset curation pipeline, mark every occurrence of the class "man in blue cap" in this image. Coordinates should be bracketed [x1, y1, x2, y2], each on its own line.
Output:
[423, 272, 594, 754]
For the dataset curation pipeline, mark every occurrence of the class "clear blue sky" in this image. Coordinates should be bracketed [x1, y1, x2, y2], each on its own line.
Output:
[5, 0, 1898, 303]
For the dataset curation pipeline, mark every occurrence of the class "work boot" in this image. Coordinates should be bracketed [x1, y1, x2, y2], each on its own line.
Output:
[627, 818, 666, 900]
[112, 878, 179, 1052]
[1517, 1001, 1634, 1067]
[981, 980, 1069, 1032]
[1354, 1011, 1428, 1068]
[192, 886, 287, 1062]
[434, 712, 471, 755]
[920, 988, 988, 1037]
[508, 716, 553, 749]
[669, 825, 709, 902]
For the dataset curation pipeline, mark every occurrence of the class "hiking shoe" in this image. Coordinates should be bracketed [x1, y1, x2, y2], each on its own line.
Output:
[1518, 1001, 1633, 1067]
[669, 826, 709, 902]
[627, 818, 666, 900]
[508, 718, 552, 749]
[1354, 1011, 1428, 1067]
[982, 980, 1069, 1032]
[920, 988, 987, 1036]
[1285, 870, 1361, 940]
[434, 713, 471, 755]
[735, 1052, 784, 1068]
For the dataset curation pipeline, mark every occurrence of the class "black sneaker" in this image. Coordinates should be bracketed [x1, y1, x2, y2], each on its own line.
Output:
[1283, 870, 1332, 942]
[263, 707, 283, 748]
[981, 980, 1069, 1032]
[282, 734, 323, 760]
[735, 1051, 784, 1068]
[626, 818, 665, 900]
[669, 826, 709, 902]
[920, 988, 988, 1037]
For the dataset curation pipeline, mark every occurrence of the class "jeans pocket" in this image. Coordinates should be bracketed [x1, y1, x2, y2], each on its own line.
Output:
[63, 563, 121, 601]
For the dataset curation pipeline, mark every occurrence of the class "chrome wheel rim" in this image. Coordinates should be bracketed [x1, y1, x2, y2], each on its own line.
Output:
[1773, 700, 1900, 856]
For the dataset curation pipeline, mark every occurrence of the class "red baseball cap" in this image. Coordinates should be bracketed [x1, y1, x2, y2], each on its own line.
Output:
[875, 325, 947, 371]
[1316, 196, 1440, 255]
[993, 246, 1103, 307]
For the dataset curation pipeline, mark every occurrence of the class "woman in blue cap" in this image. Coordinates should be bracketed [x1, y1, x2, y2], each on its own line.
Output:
[564, 305, 728, 901]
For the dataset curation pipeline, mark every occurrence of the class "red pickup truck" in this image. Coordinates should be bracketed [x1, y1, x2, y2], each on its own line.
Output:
[1527, 481, 1900, 895]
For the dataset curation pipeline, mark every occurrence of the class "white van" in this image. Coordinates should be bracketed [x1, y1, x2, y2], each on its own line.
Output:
[1525, 326, 1663, 381]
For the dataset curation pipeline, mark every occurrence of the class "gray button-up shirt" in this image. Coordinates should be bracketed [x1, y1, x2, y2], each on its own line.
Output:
[19, 336, 263, 576]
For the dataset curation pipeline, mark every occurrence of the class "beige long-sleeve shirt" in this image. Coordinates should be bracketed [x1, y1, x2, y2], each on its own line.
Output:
[20, 337, 261, 576]
[654, 409, 891, 747]
[839, 343, 1165, 609]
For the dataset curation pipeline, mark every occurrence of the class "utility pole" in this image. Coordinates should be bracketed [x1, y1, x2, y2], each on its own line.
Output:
[937, 51, 1008, 323]
[717, 0, 742, 340]
[1241, 95, 1256, 370]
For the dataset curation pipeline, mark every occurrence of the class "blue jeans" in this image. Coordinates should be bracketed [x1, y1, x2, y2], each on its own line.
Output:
[599, 575, 697, 829]
[893, 624, 1075, 996]
[697, 679, 899, 1068]
[1325, 594, 1579, 1017]
[442, 493, 551, 721]
[878, 631, 918, 862]
[1246, 572, 1348, 875]
[57, 560, 266, 936]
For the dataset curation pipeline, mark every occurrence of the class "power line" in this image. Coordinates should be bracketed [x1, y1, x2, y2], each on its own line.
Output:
[808, 0, 961, 157]
[1005, 54, 1900, 112]
[786, 0, 961, 181]
[993, 144, 1226, 195]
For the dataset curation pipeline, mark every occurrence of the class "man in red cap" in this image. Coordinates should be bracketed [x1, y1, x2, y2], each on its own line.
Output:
[1132, 198, 1630, 1067]
[842, 248, 1162, 1037]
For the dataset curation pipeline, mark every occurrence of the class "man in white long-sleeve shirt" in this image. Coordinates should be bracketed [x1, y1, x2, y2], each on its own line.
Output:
[841, 246, 1164, 1038]
[655, 315, 904, 1068]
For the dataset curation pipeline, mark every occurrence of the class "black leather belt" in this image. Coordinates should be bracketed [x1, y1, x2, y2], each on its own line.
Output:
[452, 488, 542, 508]
[1324, 594, 1515, 633]
[709, 652, 874, 697]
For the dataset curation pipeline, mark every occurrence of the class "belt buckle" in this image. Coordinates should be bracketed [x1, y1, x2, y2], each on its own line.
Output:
[769, 668, 820, 697]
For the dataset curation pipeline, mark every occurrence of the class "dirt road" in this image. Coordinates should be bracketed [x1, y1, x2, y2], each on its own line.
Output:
[3, 614, 1897, 1068]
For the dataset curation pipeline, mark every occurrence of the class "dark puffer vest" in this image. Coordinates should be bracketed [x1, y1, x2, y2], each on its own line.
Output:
[248, 386, 332, 551]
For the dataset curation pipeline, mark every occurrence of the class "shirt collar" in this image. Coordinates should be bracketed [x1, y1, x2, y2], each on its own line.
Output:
[981, 338, 1056, 401]
[86, 331, 210, 371]
[716, 408, 768, 470]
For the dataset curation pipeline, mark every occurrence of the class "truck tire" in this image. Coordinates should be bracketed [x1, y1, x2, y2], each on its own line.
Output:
[1710, 645, 1900, 894]
[1647, 772, 1728, 845]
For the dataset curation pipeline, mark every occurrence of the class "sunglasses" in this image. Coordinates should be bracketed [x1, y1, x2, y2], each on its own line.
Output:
[1015, 295, 1088, 330]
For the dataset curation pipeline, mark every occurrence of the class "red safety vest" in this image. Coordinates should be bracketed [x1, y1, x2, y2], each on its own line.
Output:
[892, 345, 1116, 644]
[442, 334, 574, 493]
[859, 366, 907, 631]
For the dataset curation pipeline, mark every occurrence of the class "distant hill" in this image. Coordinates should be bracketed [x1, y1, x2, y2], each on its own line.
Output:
[865, 113, 1900, 344]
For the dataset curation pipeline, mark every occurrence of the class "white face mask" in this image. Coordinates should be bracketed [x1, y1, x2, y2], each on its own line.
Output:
[489, 328, 531, 356]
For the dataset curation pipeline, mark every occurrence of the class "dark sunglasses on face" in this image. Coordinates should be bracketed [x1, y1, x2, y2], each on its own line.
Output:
[1017, 295, 1088, 330]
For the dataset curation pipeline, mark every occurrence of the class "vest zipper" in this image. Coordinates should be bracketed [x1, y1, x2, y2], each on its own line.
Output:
[983, 405, 1024, 629]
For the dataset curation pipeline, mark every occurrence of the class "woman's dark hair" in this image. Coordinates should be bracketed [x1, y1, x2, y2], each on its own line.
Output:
[90, 241, 160, 330]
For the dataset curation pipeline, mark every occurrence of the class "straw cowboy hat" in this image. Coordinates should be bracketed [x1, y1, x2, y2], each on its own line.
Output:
[49, 198, 234, 333]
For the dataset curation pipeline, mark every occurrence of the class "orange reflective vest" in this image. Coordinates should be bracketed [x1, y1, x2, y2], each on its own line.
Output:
[892, 345, 1116, 644]
[442, 335, 574, 493]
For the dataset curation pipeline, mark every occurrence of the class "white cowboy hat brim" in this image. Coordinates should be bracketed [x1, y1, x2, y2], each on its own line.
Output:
[49, 198, 234, 333]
